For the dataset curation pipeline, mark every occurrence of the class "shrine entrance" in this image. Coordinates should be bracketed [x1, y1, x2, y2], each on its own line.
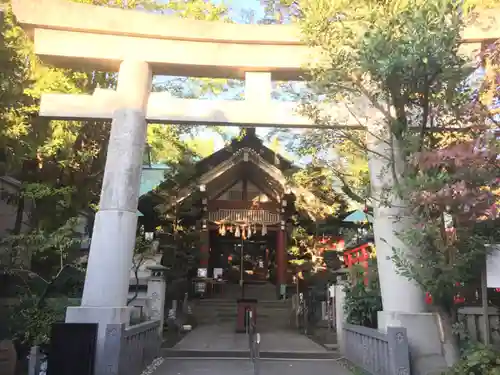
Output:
[209, 232, 277, 284]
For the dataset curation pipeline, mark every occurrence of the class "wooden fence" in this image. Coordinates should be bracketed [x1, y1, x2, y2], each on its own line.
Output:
[344, 323, 411, 375]
[458, 306, 500, 347]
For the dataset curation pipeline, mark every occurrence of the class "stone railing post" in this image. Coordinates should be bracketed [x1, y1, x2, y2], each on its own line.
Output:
[147, 264, 167, 334]
[27, 346, 42, 375]
[335, 281, 347, 354]
[387, 327, 411, 375]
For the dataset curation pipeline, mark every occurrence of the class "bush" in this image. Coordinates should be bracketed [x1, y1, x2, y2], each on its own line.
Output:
[445, 344, 500, 375]
[6, 297, 79, 351]
[343, 260, 382, 328]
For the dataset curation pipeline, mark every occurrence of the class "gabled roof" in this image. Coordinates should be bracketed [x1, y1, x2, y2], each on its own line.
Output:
[165, 147, 335, 220]
[193, 128, 293, 176]
[176, 147, 286, 203]
[138, 129, 292, 200]
[140, 129, 337, 220]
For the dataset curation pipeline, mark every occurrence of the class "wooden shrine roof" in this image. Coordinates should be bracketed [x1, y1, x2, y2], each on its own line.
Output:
[193, 128, 294, 176]
[139, 129, 335, 221]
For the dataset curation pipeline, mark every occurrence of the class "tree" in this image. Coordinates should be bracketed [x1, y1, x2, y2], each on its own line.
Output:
[343, 260, 382, 329]
[0, 0, 231, 233]
[295, 0, 500, 363]
[290, 130, 369, 204]
[0, 217, 84, 347]
[0, 0, 232, 353]
[128, 233, 156, 307]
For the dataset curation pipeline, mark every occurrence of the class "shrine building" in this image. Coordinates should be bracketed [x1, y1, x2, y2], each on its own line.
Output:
[137, 128, 336, 295]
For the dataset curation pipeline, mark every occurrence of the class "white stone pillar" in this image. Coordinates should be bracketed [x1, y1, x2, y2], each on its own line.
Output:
[367, 123, 452, 375]
[147, 265, 167, 334]
[81, 60, 152, 307]
[366, 122, 425, 315]
[245, 72, 272, 102]
[66, 60, 152, 375]
[334, 283, 346, 354]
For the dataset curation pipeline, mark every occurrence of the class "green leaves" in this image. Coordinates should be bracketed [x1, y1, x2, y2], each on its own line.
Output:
[446, 344, 500, 375]
[296, 4, 500, 357]
[0, 0, 237, 349]
[0, 0, 235, 231]
[343, 260, 382, 328]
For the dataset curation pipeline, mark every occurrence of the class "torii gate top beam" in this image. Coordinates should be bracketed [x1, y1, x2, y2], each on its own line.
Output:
[11, 0, 500, 81]
[12, 0, 309, 80]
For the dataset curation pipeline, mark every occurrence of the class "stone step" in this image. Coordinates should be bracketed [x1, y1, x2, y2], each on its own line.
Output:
[195, 321, 292, 329]
[211, 283, 279, 300]
[195, 317, 290, 325]
[195, 311, 291, 319]
[195, 312, 289, 318]
[195, 306, 291, 312]
[161, 348, 341, 360]
[196, 299, 291, 306]
[194, 296, 292, 329]
[195, 312, 290, 318]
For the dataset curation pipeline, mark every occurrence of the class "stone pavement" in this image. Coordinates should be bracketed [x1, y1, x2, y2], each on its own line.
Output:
[154, 322, 353, 374]
[170, 323, 327, 354]
[154, 358, 353, 375]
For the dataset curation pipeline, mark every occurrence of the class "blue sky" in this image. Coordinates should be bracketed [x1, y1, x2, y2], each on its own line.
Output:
[153, 0, 308, 160]
[217, 0, 266, 21]
[174, 0, 310, 161]
[183, 0, 274, 154]
[157, 0, 307, 164]
[158, 0, 492, 167]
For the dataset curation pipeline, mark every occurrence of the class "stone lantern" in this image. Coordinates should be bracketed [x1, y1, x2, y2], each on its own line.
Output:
[147, 264, 167, 334]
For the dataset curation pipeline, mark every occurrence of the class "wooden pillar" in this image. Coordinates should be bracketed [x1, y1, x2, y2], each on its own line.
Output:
[200, 222, 209, 268]
[276, 220, 286, 287]
[199, 185, 209, 270]
[264, 248, 269, 279]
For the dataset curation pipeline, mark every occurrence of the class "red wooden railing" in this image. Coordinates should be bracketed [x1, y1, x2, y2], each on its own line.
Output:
[343, 243, 372, 285]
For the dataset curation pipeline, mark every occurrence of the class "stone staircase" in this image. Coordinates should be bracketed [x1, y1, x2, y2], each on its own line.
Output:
[193, 283, 292, 331]
[217, 282, 278, 300]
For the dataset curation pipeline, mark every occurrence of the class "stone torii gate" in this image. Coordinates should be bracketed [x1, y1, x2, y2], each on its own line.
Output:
[10, 0, 500, 373]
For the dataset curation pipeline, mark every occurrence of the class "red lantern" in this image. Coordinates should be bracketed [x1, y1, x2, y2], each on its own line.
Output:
[454, 295, 465, 304]
[337, 239, 345, 250]
[425, 292, 433, 304]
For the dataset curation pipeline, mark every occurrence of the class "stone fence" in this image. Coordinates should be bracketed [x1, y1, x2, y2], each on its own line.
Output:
[344, 323, 411, 375]
[103, 320, 162, 375]
[458, 306, 500, 347]
[28, 320, 162, 375]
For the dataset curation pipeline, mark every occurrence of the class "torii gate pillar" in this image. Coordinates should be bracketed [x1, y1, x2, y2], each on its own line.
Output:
[367, 122, 456, 373]
[367, 123, 425, 315]
[66, 60, 152, 375]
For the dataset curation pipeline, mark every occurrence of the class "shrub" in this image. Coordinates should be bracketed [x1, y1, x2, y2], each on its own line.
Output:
[445, 344, 500, 375]
[343, 260, 382, 328]
[6, 297, 79, 350]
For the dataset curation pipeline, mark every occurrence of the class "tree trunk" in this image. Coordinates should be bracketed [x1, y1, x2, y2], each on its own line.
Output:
[127, 267, 140, 306]
[10, 191, 26, 266]
[12, 193, 24, 236]
[436, 308, 460, 367]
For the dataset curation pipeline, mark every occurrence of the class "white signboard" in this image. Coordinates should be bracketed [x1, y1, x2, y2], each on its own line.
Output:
[486, 245, 500, 288]
[328, 284, 336, 299]
[213, 268, 223, 279]
[197, 268, 208, 278]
